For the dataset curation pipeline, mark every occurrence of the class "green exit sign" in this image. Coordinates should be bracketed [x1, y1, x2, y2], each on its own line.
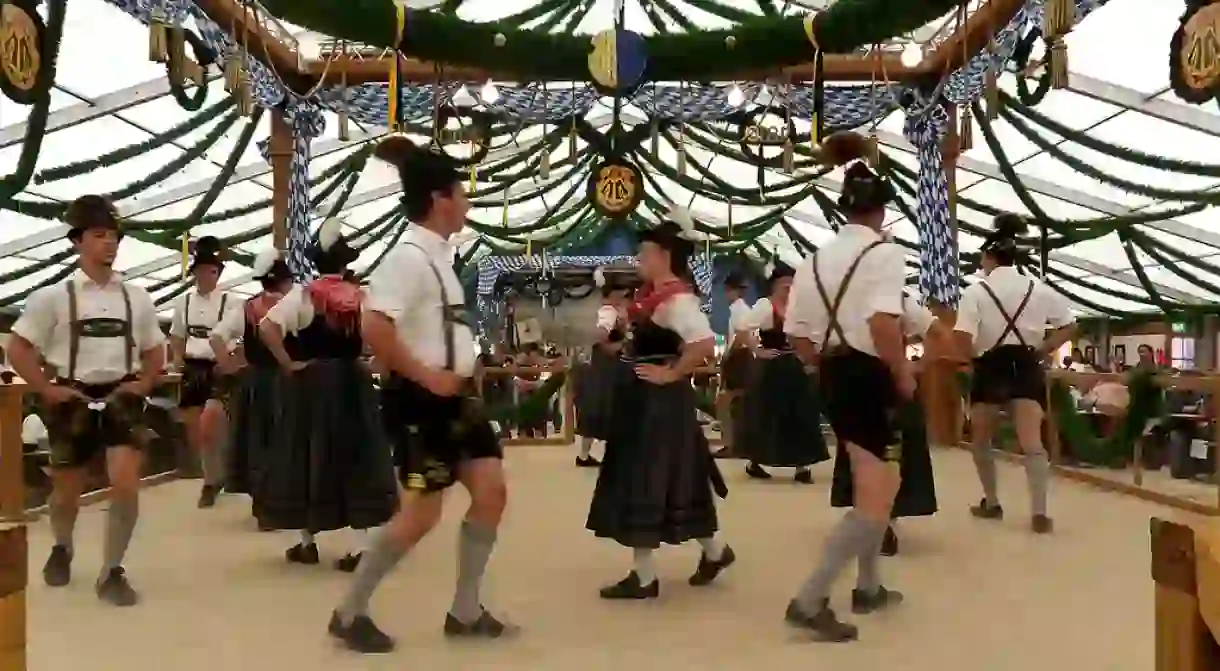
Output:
[1172, 322, 1188, 334]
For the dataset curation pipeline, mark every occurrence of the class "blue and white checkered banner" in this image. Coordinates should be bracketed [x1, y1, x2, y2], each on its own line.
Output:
[284, 97, 326, 281]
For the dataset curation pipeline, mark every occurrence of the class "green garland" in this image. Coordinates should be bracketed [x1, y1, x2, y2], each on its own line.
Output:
[258, 0, 964, 81]
[485, 373, 567, 426]
[1048, 370, 1164, 467]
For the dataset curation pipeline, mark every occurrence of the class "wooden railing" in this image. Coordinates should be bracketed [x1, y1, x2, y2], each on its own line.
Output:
[476, 365, 575, 446]
[0, 381, 27, 671]
[1151, 518, 1220, 671]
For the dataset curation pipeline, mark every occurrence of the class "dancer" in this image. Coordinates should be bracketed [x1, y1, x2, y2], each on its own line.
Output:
[781, 140, 910, 641]
[955, 214, 1076, 533]
[169, 235, 238, 508]
[329, 136, 514, 653]
[211, 248, 293, 529]
[7, 195, 165, 606]
[258, 217, 398, 568]
[715, 272, 752, 454]
[830, 292, 950, 556]
[740, 261, 828, 483]
[586, 208, 733, 600]
[574, 267, 631, 467]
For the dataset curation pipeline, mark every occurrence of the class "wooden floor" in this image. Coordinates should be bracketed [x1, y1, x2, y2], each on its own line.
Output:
[26, 446, 1190, 670]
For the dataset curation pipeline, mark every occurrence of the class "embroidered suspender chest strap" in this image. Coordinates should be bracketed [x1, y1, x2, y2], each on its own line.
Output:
[65, 280, 135, 381]
[184, 293, 227, 339]
[979, 280, 1035, 349]
[403, 243, 472, 372]
[810, 241, 886, 349]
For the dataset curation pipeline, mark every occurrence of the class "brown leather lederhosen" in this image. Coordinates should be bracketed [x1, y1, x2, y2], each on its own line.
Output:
[970, 279, 1044, 405]
[64, 279, 136, 384]
[181, 292, 230, 406]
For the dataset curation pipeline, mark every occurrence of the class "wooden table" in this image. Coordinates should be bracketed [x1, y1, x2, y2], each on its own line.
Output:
[0, 382, 26, 671]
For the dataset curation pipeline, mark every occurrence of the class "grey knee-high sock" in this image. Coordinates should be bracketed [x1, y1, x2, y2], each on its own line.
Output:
[50, 498, 78, 552]
[855, 525, 887, 594]
[450, 520, 498, 624]
[101, 495, 139, 574]
[338, 526, 408, 623]
[794, 511, 887, 613]
[1024, 450, 1050, 517]
[972, 443, 1000, 505]
[201, 444, 224, 487]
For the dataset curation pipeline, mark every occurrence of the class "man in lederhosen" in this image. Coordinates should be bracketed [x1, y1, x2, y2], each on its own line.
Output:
[6, 195, 165, 606]
[716, 272, 752, 454]
[327, 136, 515, 653]
[169, 235, 239, 509]
[954, 214, 1076, 533]
[781, 152, 912, 642]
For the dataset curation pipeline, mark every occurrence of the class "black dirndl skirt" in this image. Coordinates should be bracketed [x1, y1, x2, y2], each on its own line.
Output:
[225, 365, 281, 497]
[586, 364, 728, 549]
[739, 353, 830, 467]
[830, 399, 938, 518]
[720, 347, 752, 391]
[575, 347, 621, 440]
[255, 360, 398, 532]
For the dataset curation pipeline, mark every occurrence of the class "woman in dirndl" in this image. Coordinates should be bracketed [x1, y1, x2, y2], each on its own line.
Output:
[586, 209, 733, 600]
[739, 261, 830, 483]
[214, 248, 294, 528]
[257, 217, 398, 571]
[574, 267, 632, 467]
[830, 293, 946, 556]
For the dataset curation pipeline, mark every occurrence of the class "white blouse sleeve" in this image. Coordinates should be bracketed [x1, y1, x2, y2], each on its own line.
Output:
[901, 294, 936, 338]
[595, 305, 618, 331]
[746, 297, 774, 331]
[262, 285, 313, 335]
[212, 303, 246, 343]
[655, 294, 714, 344]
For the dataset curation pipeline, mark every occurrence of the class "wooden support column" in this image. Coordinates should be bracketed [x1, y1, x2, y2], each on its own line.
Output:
[269, 110, 294, 252]
[1200, 315, 1218, 371]
[0, 382, 27, 671]
[1150, 518, 1220, 671]
[922, 105, 963, 448]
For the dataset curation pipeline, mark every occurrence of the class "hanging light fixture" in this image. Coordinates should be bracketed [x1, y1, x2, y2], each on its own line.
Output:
[451, 85, 477, 107]
[480, 79, 500, 103]
[900, 42, 923, 67]
[755, 84, 772, 106]
[726, 85, 745, 107]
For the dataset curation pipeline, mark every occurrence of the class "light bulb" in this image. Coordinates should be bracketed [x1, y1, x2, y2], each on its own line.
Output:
[480, 80, 500, 103]
[451, 85, 477, 107]
[755, 85, 772, 106]
[726, 85, 744, 107]
[901, 42, 923, 67]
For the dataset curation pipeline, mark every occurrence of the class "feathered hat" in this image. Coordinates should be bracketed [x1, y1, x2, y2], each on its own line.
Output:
[638, 204, 700, 255]
[251, 247, 291, 283]
[65, 195, 122, 242]
[308, 216, 360, 270]
[980, 213, 1031, 261]
[819, 131, 895, 215]
[189, 235, 225, 274]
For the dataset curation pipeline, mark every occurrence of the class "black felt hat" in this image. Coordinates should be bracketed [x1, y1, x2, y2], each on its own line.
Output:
[251, 247, 292, 283]
[64, 195, 122, 241]
[307, 217, 360, 271]
[766, 260, 796, 288]
[189, 235, 225, 274]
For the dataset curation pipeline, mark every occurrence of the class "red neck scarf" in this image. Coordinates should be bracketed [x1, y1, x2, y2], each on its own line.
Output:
[770, 298, 787, 328]
[307, 274, 363, 333]
[629, 277, 693, 323]
[245, 291, 284, 325]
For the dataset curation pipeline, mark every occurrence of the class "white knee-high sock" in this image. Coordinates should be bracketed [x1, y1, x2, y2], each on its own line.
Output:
[632, 548, 656, 584]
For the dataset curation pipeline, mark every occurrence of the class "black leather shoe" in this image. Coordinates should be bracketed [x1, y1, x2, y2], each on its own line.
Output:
[95, 567, 139, 607]
[794, 469, 814, 484]
[599, 572, 659, 599]
[575, 455, 601, 468]
[745, 462, 772, 479]
[784, 599, 858, 642]
[329, 611, 395, 653]
[880, 526, 899, 556]
[688, 544, 736, 586]
[443, 609, 520, 639]
[850, 586, 904, 614]
[43, 545, 72, 587]
[970, 499, 1004, 520]
[334, 552, 362, 572]
[286, 543, 320, 565]
[197, 485, 219, 509]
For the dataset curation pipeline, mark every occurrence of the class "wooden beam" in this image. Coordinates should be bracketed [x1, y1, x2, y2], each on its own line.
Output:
[192, 0, 1024, 88]
[0, 383, 26, 671]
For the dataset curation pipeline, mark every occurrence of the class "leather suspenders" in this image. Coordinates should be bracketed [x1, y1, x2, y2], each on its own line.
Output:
[184, 292, 227, 339]
[404, 243, 472, 372]
[811, 240, 886, 349]
[65, 280, 135, 381]
[979, 280, 1035, 350]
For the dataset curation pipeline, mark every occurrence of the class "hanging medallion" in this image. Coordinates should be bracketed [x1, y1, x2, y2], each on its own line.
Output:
[432, 106, 492, 167]
[587, 28, 648, 97]
[587, 157, 644, 218]
[0, 0, 48, 105]
[1170, 1, 1220, 104]
[737, 105, 797, 168]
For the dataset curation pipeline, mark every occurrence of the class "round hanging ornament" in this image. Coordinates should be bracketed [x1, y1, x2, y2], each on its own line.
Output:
[587, 28, 647, 96]
[0, 0, 49, 105]
[587, 157, 644, 218]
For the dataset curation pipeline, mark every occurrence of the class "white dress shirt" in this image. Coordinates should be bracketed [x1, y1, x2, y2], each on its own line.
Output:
[262, 284, 318, 336]
[784, 225, 906, 356]
[727, 297, 752, 347]
[12, 270, 165, 384]
[595, 305, 619, 331]
[901, 294, 936, 339]
[653, 294, 715, 344]
[212, 300, 248, 344]
[21, 413, 47, 445]
[364, 225, 477, 378]
[954, 266, 1075, 356]
[746, 297, 779, 331]
[170, 289, 237, 360]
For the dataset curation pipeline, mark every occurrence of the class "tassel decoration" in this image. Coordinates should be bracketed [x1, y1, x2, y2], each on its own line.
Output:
[148, 6, 169, 63]
[983, 68, 999, 120]
[539, 148, 551, 179]
[525, 238, 533, 258]
[958, 107, 973, 152]
[727, 202, 734, 237]
[469, 165, 477, 194]
[337, 107, 351, 141]
[180, 232, 190, 279]
[387, 4, 406, 132]
[1049, 38, 1069, 89]
[235, 68, 254, 117]
[676, 145, 687, 176]
[501, 191, 508, 226]
[189, 60, 206, 88]
[1044, 0, 1074, 42]
[223, 52, 242, 93]
[782, 139, 795, 174]
[650, 122, 659, 155]
[568, 125, 577, 157]
[865, 133, 880, 167]
[167, 26, 186, 85]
